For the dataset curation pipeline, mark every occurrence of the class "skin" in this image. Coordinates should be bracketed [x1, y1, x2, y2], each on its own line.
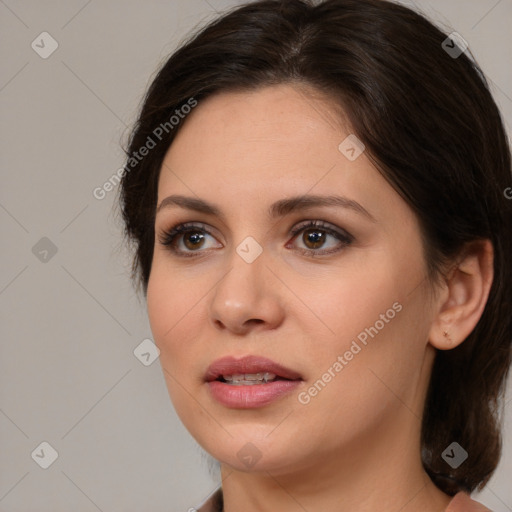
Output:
[146, 84, 493, 512]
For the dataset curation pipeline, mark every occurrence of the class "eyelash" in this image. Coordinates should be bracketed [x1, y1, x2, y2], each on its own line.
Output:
[157, 220, 354, 258]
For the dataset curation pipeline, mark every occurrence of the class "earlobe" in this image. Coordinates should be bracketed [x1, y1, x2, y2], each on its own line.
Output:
[429, 239, 494, 351]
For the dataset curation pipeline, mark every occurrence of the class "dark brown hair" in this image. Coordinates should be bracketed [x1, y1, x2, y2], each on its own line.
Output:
[118, 0, 512, 496]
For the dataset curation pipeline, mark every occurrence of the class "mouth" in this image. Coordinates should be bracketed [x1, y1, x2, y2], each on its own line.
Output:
[205, 355, 303, 385]
[204, 355, 303, 408]
[217, 372, 291, 385]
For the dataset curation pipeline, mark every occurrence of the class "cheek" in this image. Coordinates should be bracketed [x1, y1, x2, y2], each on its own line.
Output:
[146, 271, 172, 347]
[146, 264, 197, 361]
[146, 260, 215, 381]
[303, 283, 431, 428]
[296, 256, 401, 353]
[292, 305, 428, 455]
[146, 268, 207, 418]
[293, 252, 430, 411]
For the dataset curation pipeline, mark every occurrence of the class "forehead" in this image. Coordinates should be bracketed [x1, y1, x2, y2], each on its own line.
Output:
[155, 84, 413, 232]
[158, 84, 353, 191]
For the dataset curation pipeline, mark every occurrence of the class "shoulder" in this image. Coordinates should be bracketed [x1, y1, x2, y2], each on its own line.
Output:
[195, 487, 223, 512]
[194, 488, 493, 512]
[445, 491, 493, 512]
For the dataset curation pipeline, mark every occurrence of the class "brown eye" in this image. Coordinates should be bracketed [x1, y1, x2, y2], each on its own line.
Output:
[158, 223, 220, 257]
[158, 220, 353, 258]
[301, 228, 327, 250]
[182, 230, 206, 250]
[288, 220, 354, 257]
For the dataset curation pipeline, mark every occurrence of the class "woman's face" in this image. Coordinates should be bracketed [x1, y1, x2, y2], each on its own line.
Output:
[147, 84, 439, 478]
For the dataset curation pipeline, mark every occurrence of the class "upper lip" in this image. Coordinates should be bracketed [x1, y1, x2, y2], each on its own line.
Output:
[205, 355, 303, 382]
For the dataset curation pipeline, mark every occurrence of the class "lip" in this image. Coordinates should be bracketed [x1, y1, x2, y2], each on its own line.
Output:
[205, 355, 303, 409]
[205, 355, 302, 382]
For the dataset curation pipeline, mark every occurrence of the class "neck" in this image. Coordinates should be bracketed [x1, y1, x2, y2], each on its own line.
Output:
[219, 407, 452, 512]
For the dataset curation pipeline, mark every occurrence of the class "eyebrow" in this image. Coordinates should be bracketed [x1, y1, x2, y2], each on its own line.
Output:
[156, 194, 376, 222]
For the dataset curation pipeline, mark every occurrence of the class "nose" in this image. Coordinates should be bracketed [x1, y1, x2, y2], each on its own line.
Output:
[208, 248, 285, 335]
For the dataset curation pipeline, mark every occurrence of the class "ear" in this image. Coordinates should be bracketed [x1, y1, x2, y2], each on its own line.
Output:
[428, 239, 494, 350]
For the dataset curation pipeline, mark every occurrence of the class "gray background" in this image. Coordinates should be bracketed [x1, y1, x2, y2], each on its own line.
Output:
[1, 0, 511, 511]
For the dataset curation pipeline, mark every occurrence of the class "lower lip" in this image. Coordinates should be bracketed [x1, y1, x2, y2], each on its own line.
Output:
[207, 379, 302, 408]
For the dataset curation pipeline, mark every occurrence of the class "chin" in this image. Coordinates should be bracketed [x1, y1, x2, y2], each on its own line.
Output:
[196, 428, 304, 474]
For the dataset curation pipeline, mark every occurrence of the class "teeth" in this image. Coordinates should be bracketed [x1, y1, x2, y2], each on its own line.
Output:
[222, 372, 277, 384]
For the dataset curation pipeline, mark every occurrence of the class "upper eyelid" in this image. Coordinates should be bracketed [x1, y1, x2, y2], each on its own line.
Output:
[158, 220, 352, 247]
[159, 219, 347, 237]
[291, 219, 351, 234]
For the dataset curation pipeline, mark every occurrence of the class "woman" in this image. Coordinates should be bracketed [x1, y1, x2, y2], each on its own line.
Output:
[118, 0, 511, 510]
